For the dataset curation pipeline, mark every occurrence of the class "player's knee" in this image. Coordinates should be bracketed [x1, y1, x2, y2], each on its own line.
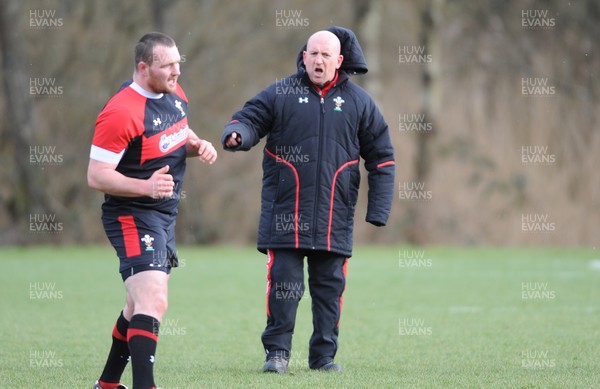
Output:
[122, 304, 134, 321]
[156, 294, 168, 317]
[143, 292, 168, 322]
[129, 292, 168, 320]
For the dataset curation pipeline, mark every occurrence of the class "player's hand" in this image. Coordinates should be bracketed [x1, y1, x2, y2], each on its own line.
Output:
[224, 132, 241, 148]
[148, 165, 174, 199]
[188, 138, 217, 164]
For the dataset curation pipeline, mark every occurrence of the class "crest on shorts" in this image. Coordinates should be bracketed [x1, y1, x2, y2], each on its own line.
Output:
[141, 234, 155, 251]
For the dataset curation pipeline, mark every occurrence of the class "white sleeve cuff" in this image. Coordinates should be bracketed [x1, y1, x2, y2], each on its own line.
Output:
[89, 145, 125, 164]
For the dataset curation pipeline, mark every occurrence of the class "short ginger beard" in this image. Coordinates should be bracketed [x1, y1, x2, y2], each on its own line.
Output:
[145, 68, 176, 94]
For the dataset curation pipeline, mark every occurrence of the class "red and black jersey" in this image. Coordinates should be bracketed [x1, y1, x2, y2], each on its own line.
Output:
[91, 80, 189, 214]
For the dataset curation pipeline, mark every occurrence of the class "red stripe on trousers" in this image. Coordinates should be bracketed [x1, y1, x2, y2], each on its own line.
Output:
[337, 258, 349, 328]
[118, 215, 141, 258]
[265, 249, 275, 317]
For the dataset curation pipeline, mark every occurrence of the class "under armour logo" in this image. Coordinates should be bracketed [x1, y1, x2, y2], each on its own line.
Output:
[298, 97, 308, 103]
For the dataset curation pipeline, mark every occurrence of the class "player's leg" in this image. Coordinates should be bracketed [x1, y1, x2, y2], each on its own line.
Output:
[261, 249, 305, 373]
[96, 305, 131, 389]
[97, 210, 175, 389]
[95, 213, 135, 389]
[125, 268, 169, 319]
[95, 294, 135, 389]
[125, 269, 169, 389]
[306, 252, 347, 371]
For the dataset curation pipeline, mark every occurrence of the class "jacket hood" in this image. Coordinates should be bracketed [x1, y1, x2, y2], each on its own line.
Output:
[296, 26, 368, 76]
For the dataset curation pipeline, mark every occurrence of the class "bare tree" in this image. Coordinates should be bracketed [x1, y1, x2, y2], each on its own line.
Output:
[404, 0, 444, 244]
[354, 0, 384, 100]
[0, 0, 51, 243]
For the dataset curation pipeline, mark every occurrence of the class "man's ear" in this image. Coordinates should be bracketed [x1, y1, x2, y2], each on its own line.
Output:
[136, 61, 149, 76]
[336, 54, 344, 69]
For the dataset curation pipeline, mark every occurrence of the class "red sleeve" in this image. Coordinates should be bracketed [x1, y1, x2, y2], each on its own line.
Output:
[90, 90, 145, 164]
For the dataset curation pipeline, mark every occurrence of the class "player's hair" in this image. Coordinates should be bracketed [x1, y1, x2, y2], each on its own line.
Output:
[134, 32, 176, 70]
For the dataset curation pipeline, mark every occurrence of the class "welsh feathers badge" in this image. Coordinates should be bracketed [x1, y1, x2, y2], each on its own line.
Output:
[333, 96, 345, 112]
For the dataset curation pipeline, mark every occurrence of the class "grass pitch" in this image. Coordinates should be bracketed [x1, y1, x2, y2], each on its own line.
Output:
[1, 245, 599, 388]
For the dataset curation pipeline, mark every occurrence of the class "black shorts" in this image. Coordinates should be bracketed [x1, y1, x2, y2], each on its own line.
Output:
[102, 207, 178, 281]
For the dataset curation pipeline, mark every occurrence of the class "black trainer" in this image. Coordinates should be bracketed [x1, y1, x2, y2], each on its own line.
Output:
[263, 356, 289, 374]
[313, 361, 342, 372]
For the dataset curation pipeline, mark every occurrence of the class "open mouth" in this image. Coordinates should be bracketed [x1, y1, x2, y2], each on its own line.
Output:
[314, 67, 324, 76]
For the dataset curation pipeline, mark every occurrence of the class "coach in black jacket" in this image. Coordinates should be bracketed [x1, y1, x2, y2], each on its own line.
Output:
[222, 26, 395, 373]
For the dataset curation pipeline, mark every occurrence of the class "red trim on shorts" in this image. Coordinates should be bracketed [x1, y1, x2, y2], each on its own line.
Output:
[117, 215, 141, 258]
[112, 323, 127, 342]
[127, 328, 158, 342]
[265, 249, 275, 317]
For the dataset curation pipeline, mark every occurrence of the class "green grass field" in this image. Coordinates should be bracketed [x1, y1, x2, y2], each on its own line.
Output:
[1, 245, 599, 388]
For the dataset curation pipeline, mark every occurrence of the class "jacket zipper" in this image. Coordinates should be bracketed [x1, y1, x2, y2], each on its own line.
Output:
[311, 89, 326, 249]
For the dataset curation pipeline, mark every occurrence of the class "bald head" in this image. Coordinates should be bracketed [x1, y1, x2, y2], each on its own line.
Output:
[303, 30, 343, 86]
[307, 31, 341, 56]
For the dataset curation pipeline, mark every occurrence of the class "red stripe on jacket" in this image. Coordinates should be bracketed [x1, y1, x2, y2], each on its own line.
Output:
[328, 160, 359, 251]
[377, 160, 395, 169]
[264, 148, 301, 248]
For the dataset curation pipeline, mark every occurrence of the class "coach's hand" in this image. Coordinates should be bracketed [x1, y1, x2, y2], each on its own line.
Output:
[148, 165, 174, 199]
[224, 132, 241, 148]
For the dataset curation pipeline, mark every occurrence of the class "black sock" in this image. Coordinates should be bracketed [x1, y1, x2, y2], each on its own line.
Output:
[128, 314, 159, 389]
[99, 312, 130, 387]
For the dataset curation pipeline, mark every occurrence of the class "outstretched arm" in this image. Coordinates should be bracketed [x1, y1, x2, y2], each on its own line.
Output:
[221, 87, 275, 152]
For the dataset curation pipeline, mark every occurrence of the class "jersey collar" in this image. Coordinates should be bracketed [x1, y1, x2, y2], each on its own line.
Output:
[129, 81, 164, 99]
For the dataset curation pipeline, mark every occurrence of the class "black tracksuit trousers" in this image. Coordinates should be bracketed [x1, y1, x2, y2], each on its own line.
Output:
[261, 248, 348, 369]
